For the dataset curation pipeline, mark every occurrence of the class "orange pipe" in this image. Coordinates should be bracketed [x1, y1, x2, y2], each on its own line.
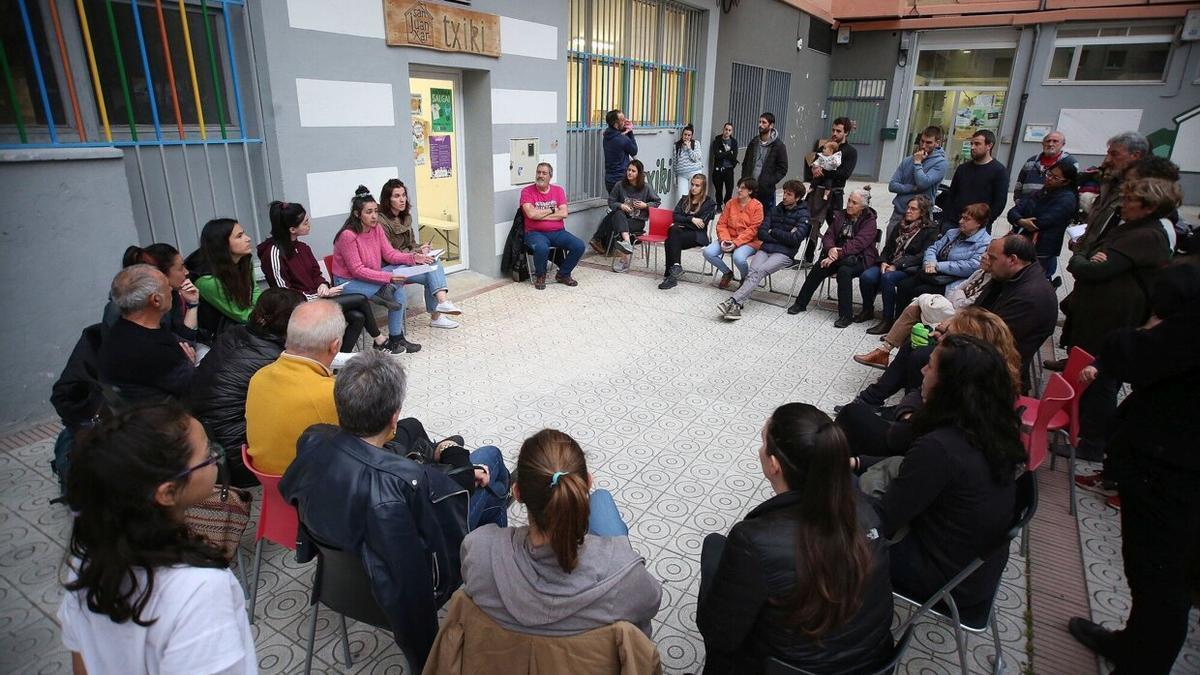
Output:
[153, 0, 185, 139]
[46, 0, 85, 141]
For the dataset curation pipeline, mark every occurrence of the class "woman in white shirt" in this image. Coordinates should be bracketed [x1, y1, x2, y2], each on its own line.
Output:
[58, 402, 257, 675]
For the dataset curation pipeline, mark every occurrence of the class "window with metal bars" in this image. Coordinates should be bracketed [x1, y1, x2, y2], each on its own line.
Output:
[565, 0, 704, 201]
[826, 78, 887, 147]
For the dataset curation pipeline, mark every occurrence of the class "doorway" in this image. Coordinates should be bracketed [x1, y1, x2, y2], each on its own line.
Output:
[409, 71, 468, 271]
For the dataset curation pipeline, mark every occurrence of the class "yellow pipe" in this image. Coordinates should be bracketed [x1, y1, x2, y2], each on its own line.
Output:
[74, 0, 111, 141]
[177, 0, 206, 140]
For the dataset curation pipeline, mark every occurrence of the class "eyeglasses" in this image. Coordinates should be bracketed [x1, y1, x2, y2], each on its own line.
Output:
[174, 441, 225, 480]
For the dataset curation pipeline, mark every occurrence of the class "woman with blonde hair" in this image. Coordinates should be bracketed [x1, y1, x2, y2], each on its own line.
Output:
[460, 429, 661, 637]
[659, 172, 717, 289]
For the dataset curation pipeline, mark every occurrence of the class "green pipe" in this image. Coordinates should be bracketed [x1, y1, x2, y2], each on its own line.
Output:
[199, 0, 227, 139]
[102, 0, 138, 140]
[0, 36, 28, 143]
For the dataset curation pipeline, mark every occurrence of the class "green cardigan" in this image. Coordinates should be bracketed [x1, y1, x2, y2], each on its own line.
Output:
[194, 273, 261, 323]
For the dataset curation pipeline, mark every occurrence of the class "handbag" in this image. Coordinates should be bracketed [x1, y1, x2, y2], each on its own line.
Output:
[913, 270, 958, 286]
[185, 482, 252, 563]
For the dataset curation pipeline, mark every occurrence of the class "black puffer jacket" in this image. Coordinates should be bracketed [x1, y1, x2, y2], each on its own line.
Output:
[188, 324, 284, 481]
[697, 491, 894, 674]
[758, 201, 811, 258]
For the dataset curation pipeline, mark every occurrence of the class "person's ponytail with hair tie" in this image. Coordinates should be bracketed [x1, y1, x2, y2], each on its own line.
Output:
[549, 471, 570, 487]
[517, 430, 590, 573]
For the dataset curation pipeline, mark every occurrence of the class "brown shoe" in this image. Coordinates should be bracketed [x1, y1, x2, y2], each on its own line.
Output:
[555, 274, 578, 287]
[534, 275, 546, 290]
[718, 271, 734, 289]
[1043, 358, 1067, 372]
[853, 349, 890, 370]
[588, 239, 607, 255]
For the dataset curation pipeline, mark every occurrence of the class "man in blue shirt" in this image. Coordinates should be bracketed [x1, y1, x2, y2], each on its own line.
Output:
[886, 125, 947, 236]
[602, 109, 638, 194]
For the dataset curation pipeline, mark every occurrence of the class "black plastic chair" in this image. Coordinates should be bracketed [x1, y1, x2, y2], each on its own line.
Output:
[302, 539, 415, 675]
[765, 623, 916, 674]
[891, 471, 1038, 675]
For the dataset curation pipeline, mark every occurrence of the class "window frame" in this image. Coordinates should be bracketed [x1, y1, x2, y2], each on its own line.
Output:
[1043, 24, 1177, 85]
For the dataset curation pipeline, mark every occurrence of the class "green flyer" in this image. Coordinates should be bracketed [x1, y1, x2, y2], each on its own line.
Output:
[431, 88, 453, 132]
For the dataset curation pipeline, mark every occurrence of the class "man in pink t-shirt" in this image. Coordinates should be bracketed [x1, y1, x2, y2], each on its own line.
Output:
[519, 162, 585, 290]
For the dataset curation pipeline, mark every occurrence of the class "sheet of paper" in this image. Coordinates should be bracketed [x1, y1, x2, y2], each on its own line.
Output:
[388, 264, 435, 278]
[1066, 224, 1087, 242]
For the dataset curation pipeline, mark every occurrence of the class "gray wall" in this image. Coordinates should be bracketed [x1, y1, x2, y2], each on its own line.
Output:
[249, 1, 569, 279]
[713, 0, 832, 183]
[1010, 24, 1200, 197]
[0, 149, 139, 430]
[829, 30, 903, 179]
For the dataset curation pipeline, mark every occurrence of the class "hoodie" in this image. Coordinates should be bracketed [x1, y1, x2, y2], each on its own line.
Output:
[603, 126, 639, 184]
[461, 525, 662, 638]
[740, 128, 789, 198]
[888, 146, 947, 211]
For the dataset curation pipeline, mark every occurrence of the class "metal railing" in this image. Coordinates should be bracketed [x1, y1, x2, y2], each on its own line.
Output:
[0, 0, 269, 253]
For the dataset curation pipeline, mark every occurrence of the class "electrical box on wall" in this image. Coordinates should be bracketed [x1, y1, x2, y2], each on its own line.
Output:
[510, 138, 540, 185]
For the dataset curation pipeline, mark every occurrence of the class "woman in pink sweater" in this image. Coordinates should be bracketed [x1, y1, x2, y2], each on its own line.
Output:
[331, 186, 421, 353]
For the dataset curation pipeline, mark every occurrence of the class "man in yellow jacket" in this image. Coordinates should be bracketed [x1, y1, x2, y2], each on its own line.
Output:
[245, 300, 343, 475]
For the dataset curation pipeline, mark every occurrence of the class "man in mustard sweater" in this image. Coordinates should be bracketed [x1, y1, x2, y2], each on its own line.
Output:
[245, 300, 344, 475]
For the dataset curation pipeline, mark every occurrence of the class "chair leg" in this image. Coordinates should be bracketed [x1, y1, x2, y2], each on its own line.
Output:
[340, 613, 352, 667]
[989, 607, 1005, 674]
[1068, 443, 1077, 516]
[303, 602, 319, 675]
[1020, 521, 1030, 558]
[945, 598, 971, 675]
[234, 547, 249, 597]
[247, 538, 265, 623]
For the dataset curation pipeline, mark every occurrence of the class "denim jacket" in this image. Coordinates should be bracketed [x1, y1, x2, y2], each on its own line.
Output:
[923, 227, 992, 290]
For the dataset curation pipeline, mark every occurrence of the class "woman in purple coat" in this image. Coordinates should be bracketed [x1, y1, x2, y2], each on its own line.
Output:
[788, 189, 879, 327]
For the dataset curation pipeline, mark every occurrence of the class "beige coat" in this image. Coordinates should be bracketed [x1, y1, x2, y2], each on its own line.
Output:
[423, 590, 663, 675]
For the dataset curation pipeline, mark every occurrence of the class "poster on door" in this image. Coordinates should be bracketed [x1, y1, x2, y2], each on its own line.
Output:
[431, 88, 453, 132]
[430, 135, 453, 179]
[411, 117, 428, 165]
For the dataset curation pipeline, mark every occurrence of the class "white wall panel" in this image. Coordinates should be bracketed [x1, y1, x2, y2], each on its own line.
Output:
[491, 89, 558, 125]
[499, 17, 558, 60]
[287, 0, 384, 38]
[306, 166, 399, 218]
[296, 79, 395, 127]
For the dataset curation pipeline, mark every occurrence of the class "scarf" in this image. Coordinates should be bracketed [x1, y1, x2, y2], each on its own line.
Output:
[890, 219, 923, 264]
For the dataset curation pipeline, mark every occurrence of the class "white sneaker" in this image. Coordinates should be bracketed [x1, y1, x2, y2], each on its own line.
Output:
[435, 300, 462, 315]
[430, 315, 459, 329]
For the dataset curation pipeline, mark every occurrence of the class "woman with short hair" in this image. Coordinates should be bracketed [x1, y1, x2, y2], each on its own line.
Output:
[58, 403, 256, 674]
[257, 200, 391, 352]
[788, 189, 879, 327]
[893, 202, 992, 311]
[698, 403, 894, 673]
[860, 195, 939, 334]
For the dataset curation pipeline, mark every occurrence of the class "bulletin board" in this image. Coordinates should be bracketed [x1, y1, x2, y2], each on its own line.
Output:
[1056, 109, 1143, 155]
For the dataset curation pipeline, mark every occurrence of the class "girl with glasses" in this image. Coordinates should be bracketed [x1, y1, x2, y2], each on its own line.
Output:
[58, 402, 256, 674]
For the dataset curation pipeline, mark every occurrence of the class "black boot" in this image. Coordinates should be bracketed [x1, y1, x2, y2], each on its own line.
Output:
[852, 307, 875, 323]
[865, 318, 894, 336]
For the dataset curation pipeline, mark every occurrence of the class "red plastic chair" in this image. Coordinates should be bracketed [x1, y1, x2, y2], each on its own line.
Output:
[1016, 373, 1072, 555]
[1047, 347, 1097, 514]
[241, 444, 299, 624]
[639, 207, 672, 271]
[323, 255, 335, 282]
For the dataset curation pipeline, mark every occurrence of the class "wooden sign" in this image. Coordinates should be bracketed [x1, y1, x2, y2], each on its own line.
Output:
[384, 0, 501, 57]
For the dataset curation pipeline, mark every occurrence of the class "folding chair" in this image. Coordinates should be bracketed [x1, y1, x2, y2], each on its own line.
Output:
[892, 471, 1038, 675]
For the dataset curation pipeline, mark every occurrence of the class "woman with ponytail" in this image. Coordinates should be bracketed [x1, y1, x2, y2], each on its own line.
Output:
[460, 429, 661, 637]
[257, 200, 392, 353]
[58, 402, 256, 673]
[110, 243, 200, 342]
[697, 403, 894, 673]
[329, 186, 421, 354]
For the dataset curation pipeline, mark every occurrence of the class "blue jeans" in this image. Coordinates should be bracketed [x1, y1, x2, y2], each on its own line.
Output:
[334, 267, 408, 335]
[702, 241, 755, 279]
[468, 446, 510, 530]
[403, 260, 449, 312]
[858, 266, 911, 319]
[525, 228, 585, 277]
[587, 489, 629, 537]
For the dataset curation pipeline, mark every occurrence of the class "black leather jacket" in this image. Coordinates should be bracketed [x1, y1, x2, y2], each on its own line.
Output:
[279, 425, 469, 668]
[189, 325, 284, 455]
[698, 491, 894, 674]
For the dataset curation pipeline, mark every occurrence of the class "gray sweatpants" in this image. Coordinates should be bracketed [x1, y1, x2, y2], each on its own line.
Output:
[731, 251, 794, 304]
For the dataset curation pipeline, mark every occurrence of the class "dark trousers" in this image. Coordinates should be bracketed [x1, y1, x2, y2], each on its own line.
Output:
[894, 275, 947, 311]
[1076, 371, 1123, 461]
[711, 168, 735, 205]
[665, 225, 709, 271]
[791, 258, 867, 321]
[328, 293, 381, 353]
[837, 400, 910, 458]
[859, 342, 932, 406]
[592, 211, 645, 252]
[604, 179, 617, 195]
[1107, 453, 1200, 673]
[756, 187, 776, 211]
[699, 532, 726, 603]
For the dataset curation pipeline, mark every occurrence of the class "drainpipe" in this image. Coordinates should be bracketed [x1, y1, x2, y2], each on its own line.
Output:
[1006, 20, 1041, 174]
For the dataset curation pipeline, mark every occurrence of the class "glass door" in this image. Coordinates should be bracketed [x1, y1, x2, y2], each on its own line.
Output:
[908, 89, 1007, 171]
[409, 72, 468, 271]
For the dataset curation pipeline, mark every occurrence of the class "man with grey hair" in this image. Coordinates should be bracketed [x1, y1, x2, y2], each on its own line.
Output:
[280, 349, 510, 667]
[244, 300, 344, 474]
[98, 264, 195, 402]
[1072, 131, 1149, 254]
[1013, 129, 1076, 201]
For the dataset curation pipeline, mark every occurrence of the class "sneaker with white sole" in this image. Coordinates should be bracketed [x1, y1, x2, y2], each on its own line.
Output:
[435, 300, 462, 315]
[612, 258, 630, 273]
[430, 315, 459, 329]
[616, 239, 635, 254]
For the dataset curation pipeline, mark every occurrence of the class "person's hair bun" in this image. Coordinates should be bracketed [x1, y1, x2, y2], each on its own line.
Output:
[354, 185, 371, 197]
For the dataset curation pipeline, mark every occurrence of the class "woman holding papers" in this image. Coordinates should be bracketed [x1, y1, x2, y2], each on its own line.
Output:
[330, 186, 427, 354]
[258, 200, 390, 353]
[378, 178, 464, 329]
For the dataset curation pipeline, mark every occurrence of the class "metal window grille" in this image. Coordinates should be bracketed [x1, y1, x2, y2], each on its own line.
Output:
[0, 0, 269, 254]
[566, 0, 703, 202]
[826, 78, 887, 146]
[727, 63, 789, 149]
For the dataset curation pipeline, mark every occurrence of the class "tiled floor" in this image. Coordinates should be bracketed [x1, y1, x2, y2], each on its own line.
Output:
[2, 204, 1197, 673]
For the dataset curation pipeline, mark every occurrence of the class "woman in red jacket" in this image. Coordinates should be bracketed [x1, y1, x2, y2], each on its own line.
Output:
[257, 201, 391, 353]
